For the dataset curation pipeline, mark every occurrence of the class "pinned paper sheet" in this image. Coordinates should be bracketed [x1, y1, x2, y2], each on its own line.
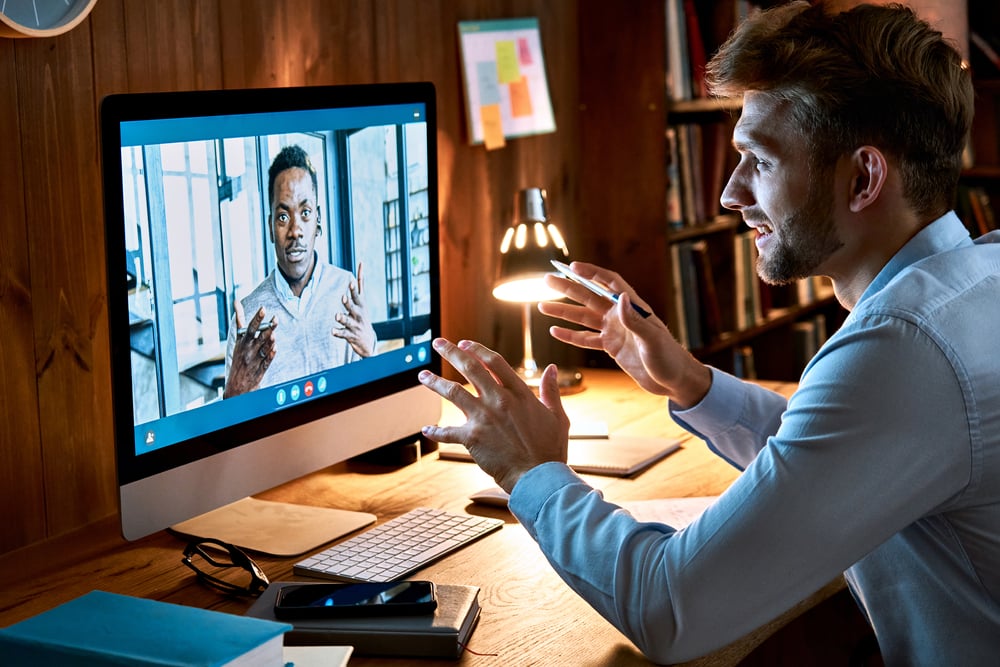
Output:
[458, 17, 556, 148]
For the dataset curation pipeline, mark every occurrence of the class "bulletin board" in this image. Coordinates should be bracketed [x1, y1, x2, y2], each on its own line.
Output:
[458, 18, 556, 150]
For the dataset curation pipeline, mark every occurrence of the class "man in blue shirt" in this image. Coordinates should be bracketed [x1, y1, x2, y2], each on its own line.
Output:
[418, 2, 1000, 664]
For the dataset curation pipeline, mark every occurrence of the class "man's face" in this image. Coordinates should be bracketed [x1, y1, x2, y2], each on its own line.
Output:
[720, 92, 844, 285]
[269, 166, 320, 294]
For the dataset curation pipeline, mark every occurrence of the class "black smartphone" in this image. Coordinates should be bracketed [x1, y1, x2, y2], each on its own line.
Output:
[273, 581, 437, 619]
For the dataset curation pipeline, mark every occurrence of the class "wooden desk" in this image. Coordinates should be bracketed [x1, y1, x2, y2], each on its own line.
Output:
[0, 369, 836, 666]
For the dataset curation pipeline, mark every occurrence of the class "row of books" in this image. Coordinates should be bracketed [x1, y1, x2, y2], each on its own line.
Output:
[729, 312, 829, 380]
[0, 584, 482, 664]
[669, 230, 833, 351]
[666, 0, 756, 102]
[667, 122, 733, 229]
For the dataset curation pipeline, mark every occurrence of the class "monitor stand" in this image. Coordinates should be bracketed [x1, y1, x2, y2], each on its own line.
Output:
[169, 497, 376, 556]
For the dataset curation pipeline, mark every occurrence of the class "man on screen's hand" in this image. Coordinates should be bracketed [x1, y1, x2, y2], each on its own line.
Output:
[331, 262, 376, 359]
[223, 302, 277, 399]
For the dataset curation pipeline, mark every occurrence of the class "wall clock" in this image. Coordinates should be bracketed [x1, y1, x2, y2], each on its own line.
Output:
[0, 0, 99, 38]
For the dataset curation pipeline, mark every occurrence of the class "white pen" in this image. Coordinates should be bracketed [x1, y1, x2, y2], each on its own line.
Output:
[551, 260, 651, 318]
[236, 321, 275, 337]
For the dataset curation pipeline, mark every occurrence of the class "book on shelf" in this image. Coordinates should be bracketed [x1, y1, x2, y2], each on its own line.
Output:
[0, 590, 291, 667]
[669, 238, 736, 349]
[732, 345, 757, 380]
[666, 0, 757, 102]
[666, 127, 685, 230]
[674, 124, 700, 226]
[960, 185, 998, 236]
[676, 240, 704, 348]
[669, 242, 690, 348]
[683, 0, 709, 98]
[690, 239, 724, 341]
[734, 230, 763, 329]
[792, 313, 829, 371]
[665, 0, 691, 101]
[246, 582, 481, 659]
[667, 120, 735, 229]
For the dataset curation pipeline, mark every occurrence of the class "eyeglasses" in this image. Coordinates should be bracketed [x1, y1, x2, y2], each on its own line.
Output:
[181, 538, 270, 597]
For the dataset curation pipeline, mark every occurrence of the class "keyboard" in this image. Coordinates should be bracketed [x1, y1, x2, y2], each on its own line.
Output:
[293, 507, 504, 583]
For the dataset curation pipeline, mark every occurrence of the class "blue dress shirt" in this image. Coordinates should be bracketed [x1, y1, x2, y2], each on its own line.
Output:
[509, 212, 1000, 665]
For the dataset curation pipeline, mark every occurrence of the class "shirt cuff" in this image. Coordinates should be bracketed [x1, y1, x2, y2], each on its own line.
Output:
[508, 462, 585, 535]
[668, 366, 745, 437]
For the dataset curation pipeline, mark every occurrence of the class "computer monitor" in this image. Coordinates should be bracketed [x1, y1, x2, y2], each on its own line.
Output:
[100, 82, 441, 555]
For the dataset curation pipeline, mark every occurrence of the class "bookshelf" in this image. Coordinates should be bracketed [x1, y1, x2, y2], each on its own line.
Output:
[661, 0, 845, 380]
[577, 1, 995, 382]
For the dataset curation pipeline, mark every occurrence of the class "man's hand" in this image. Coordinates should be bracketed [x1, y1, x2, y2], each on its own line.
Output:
[332, 261, 376, 357]
[224, 302, 277, 398]
[418, 338, 570, 494]
[538, 261, 711, 407]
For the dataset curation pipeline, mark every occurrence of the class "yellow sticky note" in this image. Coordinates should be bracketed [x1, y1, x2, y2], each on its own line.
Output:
[495, 40, 520, 84]
[509, 75, 533, 118]
[480, 103, 506, 150]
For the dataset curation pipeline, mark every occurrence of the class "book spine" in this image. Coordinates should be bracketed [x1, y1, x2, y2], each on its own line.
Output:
[683, 0, 708, 98]
[666, 128, 685, 230]
[676, 241, 703, 349]
[674, 124, 698, 226]
[690, 239, 722, 342]
[669, 243, 690, 348]
[665, 0, 691, 101]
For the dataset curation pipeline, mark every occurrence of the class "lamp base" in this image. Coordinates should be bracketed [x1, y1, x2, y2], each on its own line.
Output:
[516, 365, 585, 395]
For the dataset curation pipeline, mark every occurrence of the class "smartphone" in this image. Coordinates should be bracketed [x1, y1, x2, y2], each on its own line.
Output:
[273, 581, 437, 619]
[550, 260, 651, 318]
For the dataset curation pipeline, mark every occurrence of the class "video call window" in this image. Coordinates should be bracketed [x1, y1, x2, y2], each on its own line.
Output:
[122, 123, 431, 428]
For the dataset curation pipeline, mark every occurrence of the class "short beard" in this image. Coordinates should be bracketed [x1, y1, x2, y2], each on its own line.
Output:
[757, 179, 842, 285]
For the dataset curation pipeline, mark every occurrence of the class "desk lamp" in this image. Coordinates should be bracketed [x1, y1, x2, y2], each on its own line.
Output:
[492, 188, 583, 392]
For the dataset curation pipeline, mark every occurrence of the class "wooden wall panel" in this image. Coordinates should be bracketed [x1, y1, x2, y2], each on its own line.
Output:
[16, 24, 117, 537]
[218, 0, 377, 88]
[0, 39, 47, 552]
[121, 0, 224, 92]
[0, 0, 663, 555]
[577, 0, 670, 317]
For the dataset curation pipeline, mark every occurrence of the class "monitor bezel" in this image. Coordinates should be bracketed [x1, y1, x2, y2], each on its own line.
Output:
[101, 82, 441, 489]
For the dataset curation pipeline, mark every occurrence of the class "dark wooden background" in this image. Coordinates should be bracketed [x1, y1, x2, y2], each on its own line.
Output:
[0, 1, 668, 555]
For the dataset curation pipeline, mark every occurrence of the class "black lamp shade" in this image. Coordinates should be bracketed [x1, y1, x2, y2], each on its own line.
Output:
[493, 188, 569, 303]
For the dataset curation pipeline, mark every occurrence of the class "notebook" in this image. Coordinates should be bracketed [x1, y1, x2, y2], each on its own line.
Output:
[246, 582, 481, 659]
[438, 435, 682, 477]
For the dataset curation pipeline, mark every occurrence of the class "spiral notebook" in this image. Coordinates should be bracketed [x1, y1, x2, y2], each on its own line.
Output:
[438, 435, 682, 477]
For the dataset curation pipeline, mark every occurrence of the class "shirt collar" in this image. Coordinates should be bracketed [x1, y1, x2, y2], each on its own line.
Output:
[272, 253, 323, 309]
[856, 211, 972, 306]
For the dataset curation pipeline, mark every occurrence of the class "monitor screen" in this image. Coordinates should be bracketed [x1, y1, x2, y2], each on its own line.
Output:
[101, 82, 441, 554]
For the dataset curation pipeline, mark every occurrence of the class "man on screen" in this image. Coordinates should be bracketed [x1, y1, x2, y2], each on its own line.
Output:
[224, 144, 377, 398]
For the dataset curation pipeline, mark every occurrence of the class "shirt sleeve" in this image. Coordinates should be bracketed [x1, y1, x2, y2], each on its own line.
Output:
[507, 312, 972, 663]
[669, 367, 788, 469]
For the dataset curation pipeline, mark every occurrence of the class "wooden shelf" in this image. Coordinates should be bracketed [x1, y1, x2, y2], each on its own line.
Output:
[667, 214, 742, 242]
[962, 165, 1000, 181]
[691, 291, 839, 358]
[668, 96, 741, 118]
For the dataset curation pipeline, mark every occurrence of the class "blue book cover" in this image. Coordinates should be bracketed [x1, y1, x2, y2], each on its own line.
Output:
[0, 590, 291, 666]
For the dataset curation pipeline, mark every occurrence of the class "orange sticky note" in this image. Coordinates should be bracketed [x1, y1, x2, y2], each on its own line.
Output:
[480, 103, 506, 150]
[509, 75, 533, 118]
